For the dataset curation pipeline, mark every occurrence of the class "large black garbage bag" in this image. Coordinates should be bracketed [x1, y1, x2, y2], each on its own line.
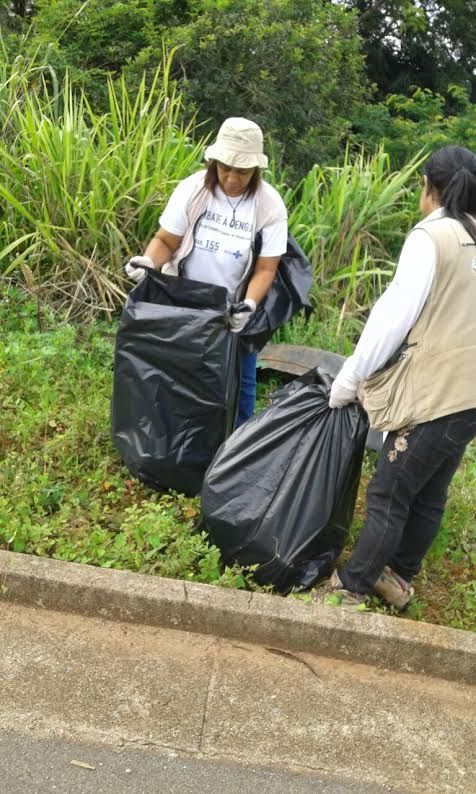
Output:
[111, 268, 239, 496]
[201, 369, 369, 592]
[239, 233, 313, 352]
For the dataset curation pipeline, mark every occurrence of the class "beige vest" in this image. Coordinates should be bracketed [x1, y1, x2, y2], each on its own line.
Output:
[359, 215, 476, 431]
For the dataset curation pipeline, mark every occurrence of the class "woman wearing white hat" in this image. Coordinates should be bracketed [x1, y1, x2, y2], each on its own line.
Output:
[126, 117, 288, 425]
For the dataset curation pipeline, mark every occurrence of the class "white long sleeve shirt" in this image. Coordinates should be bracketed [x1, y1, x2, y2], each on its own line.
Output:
[337, 208, 443, 391]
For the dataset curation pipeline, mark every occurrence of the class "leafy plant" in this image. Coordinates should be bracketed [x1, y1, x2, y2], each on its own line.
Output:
[352, 85, 476, 168]
[0, 44, 205, 320]
[283, 147, 423, 343]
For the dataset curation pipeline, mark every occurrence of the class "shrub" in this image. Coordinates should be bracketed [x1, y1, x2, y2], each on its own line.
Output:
[352, 85, 476, 167]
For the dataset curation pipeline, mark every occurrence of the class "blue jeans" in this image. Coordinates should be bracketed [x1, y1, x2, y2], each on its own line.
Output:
[339, 408, 476, 593]
[236, 351, 258, 428]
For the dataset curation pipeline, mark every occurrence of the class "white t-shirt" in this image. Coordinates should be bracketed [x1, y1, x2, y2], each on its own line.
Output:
[159, 172, 287, 296]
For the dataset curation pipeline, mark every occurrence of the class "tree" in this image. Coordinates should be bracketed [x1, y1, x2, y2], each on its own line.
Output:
[351, 84, 476, 166]
[22, 0, 197, 104]
[32, 0, 152, 76]
[0, 0, 34, 30]
[340, 0, 476, 100]
[29, 0, 367, 175]
[157, 0, 368, 175]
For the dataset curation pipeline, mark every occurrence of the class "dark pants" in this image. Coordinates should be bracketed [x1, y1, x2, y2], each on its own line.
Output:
[236, 351, 258, 428]
[339, 408, 476, 594]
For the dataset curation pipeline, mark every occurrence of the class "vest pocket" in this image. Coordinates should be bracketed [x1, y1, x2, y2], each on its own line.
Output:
[360, 354, 414, 431]
[364, 386, 392, 411]
[360, 383, 393, 427]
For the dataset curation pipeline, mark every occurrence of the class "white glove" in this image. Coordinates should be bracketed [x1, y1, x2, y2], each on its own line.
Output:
[329, 378, 358, 409]
[229, 298, 256, 333]
[124, 255, 154, 283]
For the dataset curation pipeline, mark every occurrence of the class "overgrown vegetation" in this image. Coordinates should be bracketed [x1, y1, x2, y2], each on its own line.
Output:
[1, 289, 474, 629]
[0, 287, 256, 590]
[0, 47, 204, 320]
[1, 0, 368, 174]
[1, 1, 475, 174]
[284, 148, 422, 333]
[0, 4, 474, 630]
[0, 47, 422, 335]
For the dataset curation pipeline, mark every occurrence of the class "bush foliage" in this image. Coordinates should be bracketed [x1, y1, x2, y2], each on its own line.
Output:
[352, 85, 476, 166]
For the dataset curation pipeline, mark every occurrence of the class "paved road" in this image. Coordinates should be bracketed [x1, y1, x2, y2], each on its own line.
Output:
[0, 602, 474, 793]
[0, 732, 394, 794]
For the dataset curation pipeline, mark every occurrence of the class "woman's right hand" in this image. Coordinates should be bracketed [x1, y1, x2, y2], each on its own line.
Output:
[124, 255, 154, 283]
[329, 377, 358, 409]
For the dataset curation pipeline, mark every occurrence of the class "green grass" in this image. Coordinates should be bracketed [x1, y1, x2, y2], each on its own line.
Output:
[271, 310, 362, 355]
[0, 285, 256, 590]
[1, 286, 474, 629]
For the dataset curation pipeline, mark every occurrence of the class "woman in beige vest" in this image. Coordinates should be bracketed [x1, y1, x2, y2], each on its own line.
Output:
[325, 145, 476, 610]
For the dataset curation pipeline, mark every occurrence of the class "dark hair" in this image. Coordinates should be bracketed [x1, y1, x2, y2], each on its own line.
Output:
[204, 160, 261, 198]
[423, 145, 476, 243]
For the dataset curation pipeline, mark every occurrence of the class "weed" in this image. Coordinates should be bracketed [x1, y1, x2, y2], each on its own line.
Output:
[0, 287, 259, 589]
[0, 287, 474, 629]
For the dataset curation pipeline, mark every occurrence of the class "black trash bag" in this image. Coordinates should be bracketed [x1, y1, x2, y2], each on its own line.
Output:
[201, 368, 369, 592]
[239, 233, 313, 352]
[111, 268, 239, 496]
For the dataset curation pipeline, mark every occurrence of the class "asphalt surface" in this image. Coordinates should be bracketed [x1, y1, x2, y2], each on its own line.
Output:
[1, 601, 474, 793]
[0, 732, 397, 794]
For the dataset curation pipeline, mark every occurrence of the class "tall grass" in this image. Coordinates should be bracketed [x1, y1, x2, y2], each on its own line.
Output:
[284, 148, 424, 339]
[0, 45, 206, 320]
[0, 45, 423, 327]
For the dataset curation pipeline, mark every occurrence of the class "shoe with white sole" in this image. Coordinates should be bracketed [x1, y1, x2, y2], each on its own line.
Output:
[373, 566, 414, 610]
[319, 571, 369, 610]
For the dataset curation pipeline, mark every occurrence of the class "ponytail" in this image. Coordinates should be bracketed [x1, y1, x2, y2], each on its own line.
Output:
[424, 146, 476, 244]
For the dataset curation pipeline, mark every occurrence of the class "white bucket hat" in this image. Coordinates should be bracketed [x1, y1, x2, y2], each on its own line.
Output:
[204, 117, 268, 169]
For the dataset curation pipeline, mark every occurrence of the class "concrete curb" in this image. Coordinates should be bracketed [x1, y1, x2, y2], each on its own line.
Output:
[1, 550, 474, 683]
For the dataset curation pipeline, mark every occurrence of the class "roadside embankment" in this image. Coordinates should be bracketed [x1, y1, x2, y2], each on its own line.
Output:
[1, 551, 474, 683]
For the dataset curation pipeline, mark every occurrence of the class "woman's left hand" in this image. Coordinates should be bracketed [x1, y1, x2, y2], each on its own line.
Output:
[229, 298, 256, 333]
